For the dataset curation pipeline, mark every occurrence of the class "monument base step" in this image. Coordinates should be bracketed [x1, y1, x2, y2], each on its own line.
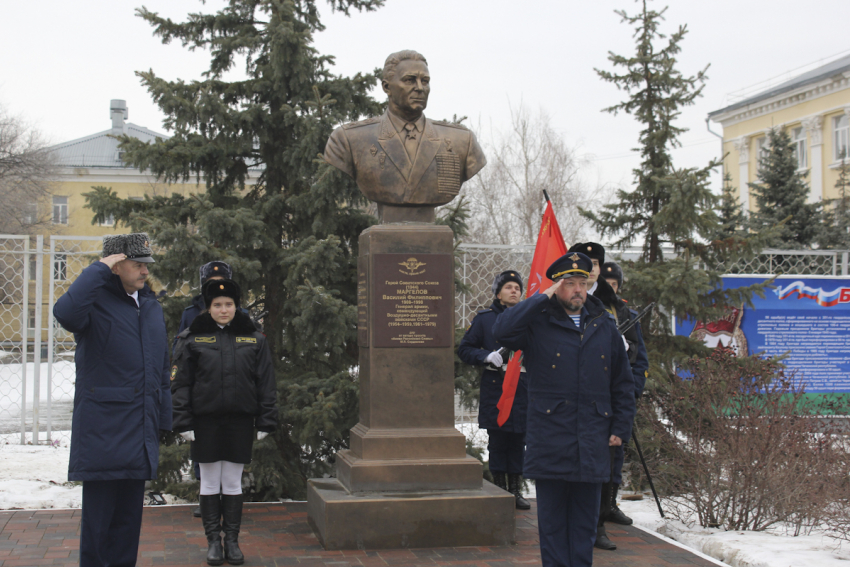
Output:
[335, 449, 483, 492]
[306, 478, 515, 550]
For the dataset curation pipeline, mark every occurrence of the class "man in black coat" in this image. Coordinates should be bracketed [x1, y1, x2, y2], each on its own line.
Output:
[458, 270, 529, 509]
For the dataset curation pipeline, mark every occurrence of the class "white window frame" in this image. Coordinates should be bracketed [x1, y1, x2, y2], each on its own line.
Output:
[835, 114, 849, 162]
[52, 196, 68, 225]
[98, 213, 115, 227]
[755, 136, 769, 171]
[54, 253, 67, 281]
[792, 127, 807, 170]
[22, 202, 38, 225]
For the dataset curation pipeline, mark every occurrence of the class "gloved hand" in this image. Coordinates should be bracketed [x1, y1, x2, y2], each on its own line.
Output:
[622, 336, 629, 351]
[485, 351, 504, 367]
[180, 431, 195, 442]
[257, 431, 269, 440]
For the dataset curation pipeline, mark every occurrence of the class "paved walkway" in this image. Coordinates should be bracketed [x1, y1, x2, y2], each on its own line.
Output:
[0, 500, 718, 566]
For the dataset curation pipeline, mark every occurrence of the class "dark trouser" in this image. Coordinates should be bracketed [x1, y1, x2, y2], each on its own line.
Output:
[80, 479, 146, 567]
[535, 479, 601, 567]
[486, 429, 525, 474]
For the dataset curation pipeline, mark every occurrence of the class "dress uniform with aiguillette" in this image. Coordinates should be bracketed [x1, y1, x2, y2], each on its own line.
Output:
[458, 271, 529, 509]
[492, 252, 635, 567]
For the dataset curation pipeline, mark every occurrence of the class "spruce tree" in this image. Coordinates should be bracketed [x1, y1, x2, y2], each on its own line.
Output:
[747, 128, 820, 248]
[582, 0, 775, 386]
[84, 0, 384, 500]
[716, 173, 747, 241]
[818, 152, 850, 249]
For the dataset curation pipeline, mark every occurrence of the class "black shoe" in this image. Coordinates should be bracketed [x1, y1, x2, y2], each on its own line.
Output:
[200, 495, 224, 566]
[193, 505, 202, 518]
[221, 494, 245, 565]
[491, 471, 508, 492]
[508, 474, 531, 510]
[594, 524, 617, 550]
[609, 484, 633, 525]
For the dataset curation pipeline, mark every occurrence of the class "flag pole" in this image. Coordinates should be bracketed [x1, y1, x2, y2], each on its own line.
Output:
[543, 189, 551, 202]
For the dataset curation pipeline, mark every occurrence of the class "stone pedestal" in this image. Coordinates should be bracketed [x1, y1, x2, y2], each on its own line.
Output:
[307, 224, 515, 549]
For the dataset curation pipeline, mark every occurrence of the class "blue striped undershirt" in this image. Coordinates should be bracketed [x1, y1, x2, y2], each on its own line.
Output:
[569, 314, 581, 327]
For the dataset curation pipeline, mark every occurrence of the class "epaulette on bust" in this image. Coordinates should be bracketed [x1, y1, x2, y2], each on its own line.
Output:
[343, 116, 381, 130]
[431, 119, 468, 130]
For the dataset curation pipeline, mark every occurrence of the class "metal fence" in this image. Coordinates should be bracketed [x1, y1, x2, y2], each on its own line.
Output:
[0, 235, 848, 443]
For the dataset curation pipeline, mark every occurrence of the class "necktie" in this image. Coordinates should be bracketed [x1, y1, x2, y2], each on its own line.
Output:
[403, 123, 418, 159]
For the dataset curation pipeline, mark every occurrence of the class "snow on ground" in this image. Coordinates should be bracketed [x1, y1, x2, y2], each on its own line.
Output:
[0, 432, 81, 509]
[619, 494, 850, 567]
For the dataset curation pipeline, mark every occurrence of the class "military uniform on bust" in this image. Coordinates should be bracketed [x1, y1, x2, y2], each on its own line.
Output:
[458, 271, 529, 510]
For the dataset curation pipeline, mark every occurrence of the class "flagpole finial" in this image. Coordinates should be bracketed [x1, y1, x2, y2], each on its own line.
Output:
[543, 189, 551, 202]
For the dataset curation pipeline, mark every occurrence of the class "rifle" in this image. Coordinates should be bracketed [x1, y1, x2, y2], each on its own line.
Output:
[617, 301, 655, 335]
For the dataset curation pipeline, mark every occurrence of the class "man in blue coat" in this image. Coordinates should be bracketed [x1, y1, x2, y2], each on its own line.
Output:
[492, 252, 635, 567]
[54, 233, 172, 567]
[458, 270, 529, 509]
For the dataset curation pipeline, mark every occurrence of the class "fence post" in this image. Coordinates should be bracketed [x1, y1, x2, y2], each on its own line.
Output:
[32, 235, 44, 444]
[843, 252, 849, 276]
[20, 239, 30, 445]
[46, 237, 56, 443]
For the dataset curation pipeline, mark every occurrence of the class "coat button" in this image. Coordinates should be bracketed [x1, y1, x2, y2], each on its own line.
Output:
[493, 380, 496, 383]
[594, 324, 597, 327]
[601, 355, 605, 359]
[546, 409, 551, 414]
[552, 365, 556, 369]
[604, 367, 608, 371]
[605, 412, 609, 416]
[556, 353, 560, 357]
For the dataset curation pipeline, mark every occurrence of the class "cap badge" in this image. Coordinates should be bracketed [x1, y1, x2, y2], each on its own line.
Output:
[572, 263, 578, 269]
[214, 266, 219, 271]
[219, 284, 225, 290]
[587, 245, 592, 251]
[510, 273, 515, 276]
[607, 267, 612, 272]
[569, 253, 580, 261]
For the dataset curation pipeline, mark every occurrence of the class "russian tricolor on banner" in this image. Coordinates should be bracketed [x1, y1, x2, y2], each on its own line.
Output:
[496, 199, 567, 426]
[775, 281, 850, 307]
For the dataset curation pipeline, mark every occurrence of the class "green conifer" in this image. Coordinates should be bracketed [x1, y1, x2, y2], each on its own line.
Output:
[818, 152, 850, 249]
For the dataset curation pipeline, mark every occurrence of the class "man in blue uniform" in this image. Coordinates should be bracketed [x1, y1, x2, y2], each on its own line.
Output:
[458, 270, 529, 509]
[493, 252, 635, 567]
[54, 233, 171, 567]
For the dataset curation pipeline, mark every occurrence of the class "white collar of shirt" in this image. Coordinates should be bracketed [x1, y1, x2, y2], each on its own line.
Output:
[127, 291, 139, 307]
[217, 323, 226, 329]
[589, 281, 598, 295]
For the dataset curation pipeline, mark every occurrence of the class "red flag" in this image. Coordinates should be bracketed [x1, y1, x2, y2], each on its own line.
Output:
[496, 200, 568, 426]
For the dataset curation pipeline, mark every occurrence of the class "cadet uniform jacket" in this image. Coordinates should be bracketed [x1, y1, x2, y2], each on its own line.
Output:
[457, 300, 527, 432]
[171, 311, 277, 433]
[324, 111, 486, 206]
[53, 261, 171, 481]
[492, 293, 636, 483]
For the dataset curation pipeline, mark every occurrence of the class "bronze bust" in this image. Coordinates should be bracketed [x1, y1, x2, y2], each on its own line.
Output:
[324, 50, 486, 222]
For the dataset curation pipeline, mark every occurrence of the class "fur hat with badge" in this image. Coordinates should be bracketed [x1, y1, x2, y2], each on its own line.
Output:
[202, 278, 241, 309]
[102, 233, 155, 263]
[492, 270, 524, 297]
[199, 261, 232, 285]
[568, 242, 605, 264]
[602, 261, 623, 289]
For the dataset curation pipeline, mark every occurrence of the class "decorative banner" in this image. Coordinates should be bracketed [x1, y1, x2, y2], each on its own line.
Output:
[676, 275, 850, 394]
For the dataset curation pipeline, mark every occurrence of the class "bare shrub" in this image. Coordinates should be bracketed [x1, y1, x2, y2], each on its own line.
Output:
[643, 347, 850, 536]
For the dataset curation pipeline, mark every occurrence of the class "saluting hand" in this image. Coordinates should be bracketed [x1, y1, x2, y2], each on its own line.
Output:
[99, 254, 127, 268]
[543, 279, 565, 298]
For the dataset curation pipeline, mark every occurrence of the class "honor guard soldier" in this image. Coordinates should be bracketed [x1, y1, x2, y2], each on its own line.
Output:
[493, 252, 635, 567]
[569, 242, 650, 551]
[458, 271, 530, 509]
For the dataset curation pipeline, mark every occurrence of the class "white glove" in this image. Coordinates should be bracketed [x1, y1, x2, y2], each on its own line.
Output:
[485, 351, 504, 367]
[180, 431, 195, 442]
[257, 431, 269, 440]
[622, 336, 630, 351]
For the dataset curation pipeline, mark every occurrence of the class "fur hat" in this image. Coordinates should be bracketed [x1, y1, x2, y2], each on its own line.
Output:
[199, 261, 233, 285]
[492, 270, 524, 297]
[546, 252, 592, 280]
[102, 233, 154, 263]
[202, 278, 241, 309]
[568, 242, 605, 264]
[602, 261, 624, 289]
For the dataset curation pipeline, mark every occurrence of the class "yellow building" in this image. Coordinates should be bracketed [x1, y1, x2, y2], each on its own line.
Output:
[708, 55, 850, 211]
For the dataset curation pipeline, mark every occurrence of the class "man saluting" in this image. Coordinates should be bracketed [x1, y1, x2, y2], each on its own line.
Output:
[492, 252, 635, 567]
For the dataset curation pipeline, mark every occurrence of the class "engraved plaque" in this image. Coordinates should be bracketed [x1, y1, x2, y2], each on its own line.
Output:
[357, 256, 368, 346]
[372, 253, 453, 348]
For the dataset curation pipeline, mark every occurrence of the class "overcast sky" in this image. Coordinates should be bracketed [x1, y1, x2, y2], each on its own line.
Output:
[2, 0, 848, 199]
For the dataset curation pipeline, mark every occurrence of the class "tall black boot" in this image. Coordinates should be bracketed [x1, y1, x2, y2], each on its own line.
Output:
[199, 494, 224, 566]
[221, 494, 245, 565]
[594, 520, 617, 550]
[491, 471, 508, 491]
[508, 474, 531, 510]
[608, 483, 633, 525]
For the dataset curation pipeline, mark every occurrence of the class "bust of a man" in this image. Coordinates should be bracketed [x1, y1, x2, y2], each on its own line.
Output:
[324, 50, 486, 222]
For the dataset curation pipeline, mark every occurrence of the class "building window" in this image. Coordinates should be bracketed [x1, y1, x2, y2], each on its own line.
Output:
[792, 127, 807, 169]
[98, 213, 115, 227]
[835, 114, 849, 161]
[22, 203, 38, 225]
[756, 136, 768, 170]
[52, 196, 68, 224]
[28, 308, 36, 330]
[29, 256, 37, 281]
[54, 253, 67, 281]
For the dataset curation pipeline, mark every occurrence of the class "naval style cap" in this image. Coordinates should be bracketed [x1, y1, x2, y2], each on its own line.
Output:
[102, 233, 155, 263]
[546, 252, 592, 281]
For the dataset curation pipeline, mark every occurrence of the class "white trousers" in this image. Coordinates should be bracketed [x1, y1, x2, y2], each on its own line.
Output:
[198, 461, 244, 496]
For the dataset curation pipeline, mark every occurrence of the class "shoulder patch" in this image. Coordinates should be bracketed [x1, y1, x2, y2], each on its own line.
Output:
[236, 337, 257, 344]
[343, 116, 381, 130]
[171, 365, 178, 381]
[431, 119, 468, 130]
[195, 336, 216, 343]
